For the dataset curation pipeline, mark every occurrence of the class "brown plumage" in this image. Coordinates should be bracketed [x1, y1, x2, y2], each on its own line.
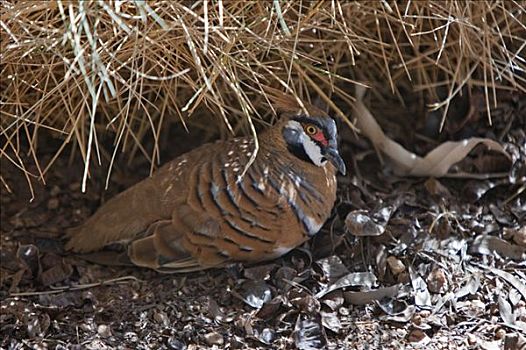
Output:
[66, 108, 345, 272]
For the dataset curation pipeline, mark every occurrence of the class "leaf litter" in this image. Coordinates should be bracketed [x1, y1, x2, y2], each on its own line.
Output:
[1, 89, 525, 349]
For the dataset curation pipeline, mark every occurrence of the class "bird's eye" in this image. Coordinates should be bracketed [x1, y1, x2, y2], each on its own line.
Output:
[304, 124, 318, 135]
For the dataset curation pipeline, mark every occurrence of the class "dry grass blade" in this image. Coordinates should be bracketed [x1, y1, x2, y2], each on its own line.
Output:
[8, 275, 142, 297]
[1, 1, 524, 190]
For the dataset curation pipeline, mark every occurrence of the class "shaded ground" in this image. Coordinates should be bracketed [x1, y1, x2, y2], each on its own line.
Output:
[1, 92, 525, 349]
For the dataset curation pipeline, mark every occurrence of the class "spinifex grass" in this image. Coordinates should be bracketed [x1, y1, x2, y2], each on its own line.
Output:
[1, 1, 524, 197]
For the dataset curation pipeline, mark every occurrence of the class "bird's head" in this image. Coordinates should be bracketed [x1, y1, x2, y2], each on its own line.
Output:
[281, 115, 346, 175]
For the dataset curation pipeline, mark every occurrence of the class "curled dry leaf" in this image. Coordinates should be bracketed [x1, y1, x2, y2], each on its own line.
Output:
[456, 300, 486, 318]
[498, 295, 515, 325]
[273, 266, 298, 291]
[239, 280, 272, 309]
[314, 255, 349, 283]
[97, 324, 112, 338]
[352, 87, 511, 178]
[16, 244, 41, 279]
[504, 332, 526, 350]
[510, 226, 526, 247]
[378, 302, 416, 323]
[410, 269, 432, 308]
[345, 203, 397, 237]
[321, 290, 345, 311]
[345, 210, 385, 236]
[387, 256, 406, 276]
[256, 296, 283, 320]
[293, 316, 326, 350]
[455, 273, 481, 300]
[289, 289, 321, 314]
[477, 264, 526, 302]
[315, 272, 377, 299]
[509, 289, 522, 307]
[252, 328, 275, 346]
[344, 284, 402, 306]
[320, 311, 342, 333]
[498, 295, 526, 333]
[470, 235, 526, 261]
[376, 245, 388, 279]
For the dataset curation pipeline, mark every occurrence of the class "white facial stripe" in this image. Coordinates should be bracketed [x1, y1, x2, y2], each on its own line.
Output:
[285, 120, 327, 167]
[303, 135, 326, 167]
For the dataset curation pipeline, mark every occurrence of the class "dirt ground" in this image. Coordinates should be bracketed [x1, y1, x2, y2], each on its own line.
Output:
[1, 92, 525, 349]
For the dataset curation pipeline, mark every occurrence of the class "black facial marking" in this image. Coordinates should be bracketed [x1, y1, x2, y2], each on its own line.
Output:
[287, 142, 311, 164]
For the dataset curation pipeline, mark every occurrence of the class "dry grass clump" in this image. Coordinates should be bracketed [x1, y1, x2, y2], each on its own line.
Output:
[1, 1, 524, 196]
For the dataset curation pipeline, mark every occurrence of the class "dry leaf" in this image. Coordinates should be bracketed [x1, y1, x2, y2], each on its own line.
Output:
[315, 272, 377, 299]
[345, 210, 386, 236]
[293, 316, 326, 350]
[470, 235, 526, 261]
[387, 256, 406, 276]
[352, 87, 511, 178]
[410, 268, 432, 308]
[477, 264, 526, 301]
[344, 284, 402, 305]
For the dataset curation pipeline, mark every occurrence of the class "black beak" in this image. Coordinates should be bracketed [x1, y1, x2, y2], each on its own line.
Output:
[325, 147, 346, 175]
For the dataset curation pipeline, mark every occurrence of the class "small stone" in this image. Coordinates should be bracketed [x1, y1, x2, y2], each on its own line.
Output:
[397, 271, 410, 284]
[50, 186, 61, 196]
[47, 198, 60, 210]
[338, 307, 350, 316]
[395, 328, 407, 338]
[407, 329, 427, 343]
[124, 332, 138, 342]
[512, 227, 526, 247]
[437, 336, 448, 345]
[462, 300, 486, 318]
[154, 311, 170, 327]
[229, 335, 245, 349]
[387, 256, 405, 275]
[419, 310, 431, 318]
[516, 302, 526, 322]
[167, 337, 186, 350]
[80, 323, 93, 332]
[467, 333, 477, 345]
[427, 268, 448, 293]
[97, 324, 111, 338]
[503, 227, 515, 240]
[204, 332, 224, 346]
[495, 328, 506, 339]
[412, 314, 422, 326]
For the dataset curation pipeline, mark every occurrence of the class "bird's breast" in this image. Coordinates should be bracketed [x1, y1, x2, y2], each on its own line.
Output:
[180, 139, 337, 263]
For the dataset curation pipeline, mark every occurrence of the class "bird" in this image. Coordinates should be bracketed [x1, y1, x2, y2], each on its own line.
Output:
[65, 104, 346, 273]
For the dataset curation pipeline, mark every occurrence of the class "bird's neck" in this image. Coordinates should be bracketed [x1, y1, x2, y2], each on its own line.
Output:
[256, 129, 334, 183]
